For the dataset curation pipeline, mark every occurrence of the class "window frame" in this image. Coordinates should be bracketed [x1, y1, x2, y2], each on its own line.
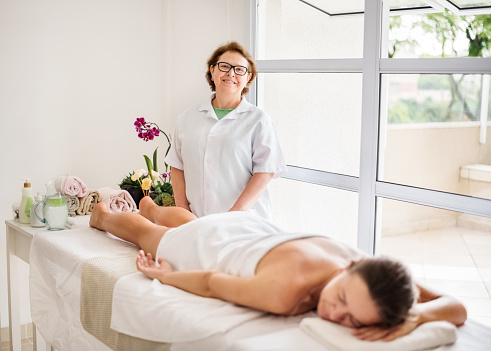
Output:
[248, 0, 491, 255]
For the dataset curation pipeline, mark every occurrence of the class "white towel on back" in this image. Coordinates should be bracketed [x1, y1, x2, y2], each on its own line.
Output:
[300, 317, 457, 351]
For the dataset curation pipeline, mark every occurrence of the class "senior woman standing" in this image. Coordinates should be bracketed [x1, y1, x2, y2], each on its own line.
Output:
[165, 42, 287, 219]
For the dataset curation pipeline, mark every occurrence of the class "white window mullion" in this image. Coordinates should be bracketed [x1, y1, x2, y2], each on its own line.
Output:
[357, 0, 384, 255]
[376, 182, 491, 218]
[248, 0, 258, 106]
[480, 75, 490, 144]
[283, 166, 359, 193]
[380, 57, 491, 74]
[256, 59, 363, 73]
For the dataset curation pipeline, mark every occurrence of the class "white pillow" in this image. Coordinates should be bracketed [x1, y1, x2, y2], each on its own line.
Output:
[300, 317, 457, 351]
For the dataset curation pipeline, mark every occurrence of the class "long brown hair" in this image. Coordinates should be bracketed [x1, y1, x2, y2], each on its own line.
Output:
[205, 41, 257, 96]
[349, 257, 417, 328]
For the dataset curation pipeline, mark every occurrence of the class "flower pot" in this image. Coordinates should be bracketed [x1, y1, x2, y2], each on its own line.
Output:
[127, 188, 144, 209]
[126, 188, 160, 209]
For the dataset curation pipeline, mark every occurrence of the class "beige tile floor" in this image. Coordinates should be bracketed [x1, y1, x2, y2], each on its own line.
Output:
[381, 226, 491, 328]
[1, 338, 33, 351]
[1, 323, 34, 351]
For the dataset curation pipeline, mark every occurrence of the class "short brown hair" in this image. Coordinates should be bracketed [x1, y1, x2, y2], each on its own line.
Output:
[205, 41, 257, 96]
[348, 257, 417, 329]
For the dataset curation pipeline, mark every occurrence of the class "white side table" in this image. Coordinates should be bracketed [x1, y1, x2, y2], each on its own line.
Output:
[5, 219, 37, 351]
[5, 217, 89, 351]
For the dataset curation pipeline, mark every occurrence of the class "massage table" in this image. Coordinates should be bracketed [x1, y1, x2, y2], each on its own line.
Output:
[28, 216, 491, 351]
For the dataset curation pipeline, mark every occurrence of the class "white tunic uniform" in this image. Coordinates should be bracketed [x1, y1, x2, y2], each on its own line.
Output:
[165, 94, 287, 219]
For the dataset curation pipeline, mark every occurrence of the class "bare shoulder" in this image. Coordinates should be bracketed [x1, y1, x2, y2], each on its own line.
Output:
[258, 236, 366, 273]
[416, 283, 443, 302]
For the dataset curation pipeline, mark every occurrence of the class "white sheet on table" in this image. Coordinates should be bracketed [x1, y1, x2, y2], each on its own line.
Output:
[111, 272, 265, 343]
[172, 313, 319, 351]
[217, 318, 491, 351]
[29, 224, 138, 351]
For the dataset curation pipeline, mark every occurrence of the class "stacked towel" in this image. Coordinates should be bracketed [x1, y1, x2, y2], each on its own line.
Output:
[299, 317, 457, 351]
[76, 190, 101, 215]
[98, 187, 137, 213]
[66, 195, 80, 217]
[56, 175, 88, 197]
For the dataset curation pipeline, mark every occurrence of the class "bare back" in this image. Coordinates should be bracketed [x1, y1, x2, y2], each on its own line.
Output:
[253, 236, 367, 315]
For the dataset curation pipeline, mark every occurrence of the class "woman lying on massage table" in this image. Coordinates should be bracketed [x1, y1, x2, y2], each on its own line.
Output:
[89, 197, 467, 342]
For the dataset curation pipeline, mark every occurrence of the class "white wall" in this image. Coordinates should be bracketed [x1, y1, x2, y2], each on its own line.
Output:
[0, 0, 247, 326]
[161, 0, 249, 132]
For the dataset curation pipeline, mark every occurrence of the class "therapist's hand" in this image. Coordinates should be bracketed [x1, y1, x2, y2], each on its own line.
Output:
[230, 172, 274, 212]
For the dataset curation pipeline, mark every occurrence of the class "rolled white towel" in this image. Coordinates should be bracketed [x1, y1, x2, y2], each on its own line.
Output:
[76, 190, 101, 215]
[66, 195, 80, 217]
[55, 175, 88, 197]
[299, 317, 457, 351]
[98, 187, 137, 213]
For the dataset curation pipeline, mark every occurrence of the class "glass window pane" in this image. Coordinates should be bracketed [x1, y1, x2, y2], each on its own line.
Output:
[452, 0, 491, 8]
[378, 198, 491, 325]
[387, 3, 491, 58]
[257, 0, 365, 59]
[271, 178, 359, 247]
[380, 74, 491, 200]
[258, 73, 362, 176]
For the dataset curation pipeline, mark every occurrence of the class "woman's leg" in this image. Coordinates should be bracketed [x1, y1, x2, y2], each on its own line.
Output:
[138, 196, 197, 227]
[90, 202, 171, 258]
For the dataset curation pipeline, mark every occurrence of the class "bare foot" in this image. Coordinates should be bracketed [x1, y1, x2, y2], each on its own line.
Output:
[90, 202, 109, 230]
[138, 196, 157, 221]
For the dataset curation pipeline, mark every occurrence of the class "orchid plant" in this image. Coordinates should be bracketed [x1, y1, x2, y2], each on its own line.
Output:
[129, 117, 174, 206]
[134, 117, 172, 176]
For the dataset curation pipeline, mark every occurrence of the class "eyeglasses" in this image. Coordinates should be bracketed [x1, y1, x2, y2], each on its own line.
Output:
[215, 62, 248, 76]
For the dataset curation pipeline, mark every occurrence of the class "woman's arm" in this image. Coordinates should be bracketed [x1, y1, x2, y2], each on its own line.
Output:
[229, 172, 274, 212]
[136, 250, 298, 314]
[170, 167, 191, 211]
[352, 284, 467, 341]
[412, 284, 467, 327]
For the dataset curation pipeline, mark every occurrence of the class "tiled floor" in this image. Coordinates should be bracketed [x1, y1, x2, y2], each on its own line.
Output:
[381, 225, 491, 328]
[1, 323, 34, 351]
[1, 338, 33, 351]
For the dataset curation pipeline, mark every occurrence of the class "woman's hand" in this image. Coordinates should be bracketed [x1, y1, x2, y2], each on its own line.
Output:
[352, 285, 467, 342]
[351, 317, 420, 341]
[136, 250, 174, 280]
[230, 172, 275, 212]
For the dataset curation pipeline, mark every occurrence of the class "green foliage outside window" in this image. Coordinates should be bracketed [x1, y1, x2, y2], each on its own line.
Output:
[388, 11, 491, 124]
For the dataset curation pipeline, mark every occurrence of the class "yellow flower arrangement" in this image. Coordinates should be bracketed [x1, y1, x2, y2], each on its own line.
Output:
[141, 177, 152, 195]
[130, 169, 153, 197]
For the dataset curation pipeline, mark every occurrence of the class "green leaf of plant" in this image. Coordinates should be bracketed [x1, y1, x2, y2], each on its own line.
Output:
[153, 147, 159, 172]
[144, 155, 153, 176]
[118, 172, 141, 190]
